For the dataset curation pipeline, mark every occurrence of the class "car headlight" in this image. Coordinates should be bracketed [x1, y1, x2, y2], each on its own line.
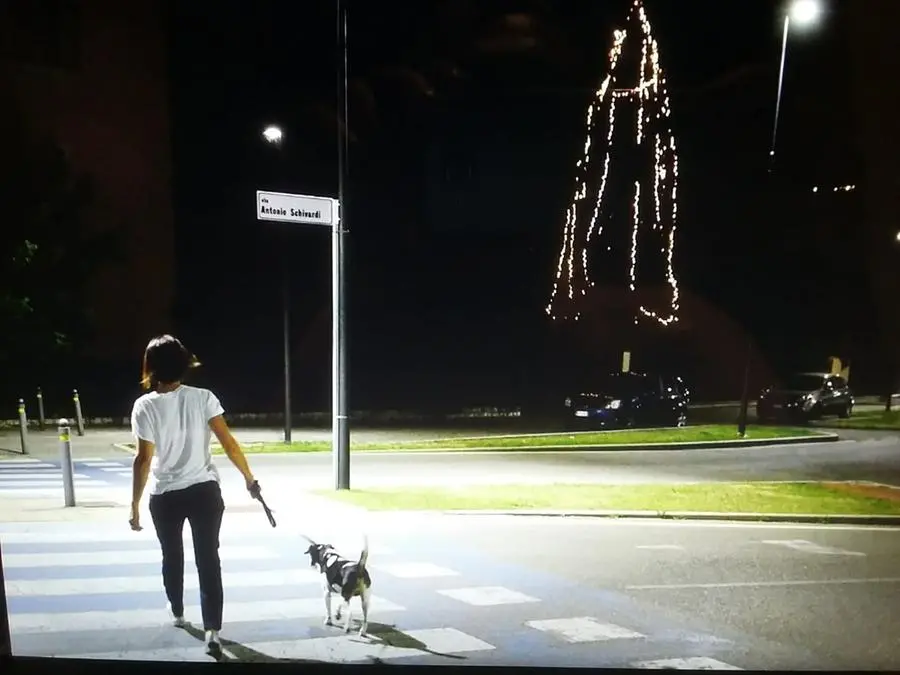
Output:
[564, 397, 572, 407]
[608, 399, 622, 410]
[802, 395, 815, 410]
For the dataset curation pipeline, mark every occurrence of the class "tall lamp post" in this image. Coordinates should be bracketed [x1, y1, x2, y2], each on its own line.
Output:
[334, 0, 350, 490]
[262, 124, 293, 444]
[769, 0, 823, 169]
[741, 0, 824, 435]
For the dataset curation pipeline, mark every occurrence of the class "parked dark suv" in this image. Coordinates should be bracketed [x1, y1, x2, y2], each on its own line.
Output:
[563, 371, 691, 429]
[757, 372, 854, 423]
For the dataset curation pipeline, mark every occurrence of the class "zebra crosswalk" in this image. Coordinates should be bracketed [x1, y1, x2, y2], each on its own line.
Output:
[0, 456, 123, 497]
[1, 513, 749, 668]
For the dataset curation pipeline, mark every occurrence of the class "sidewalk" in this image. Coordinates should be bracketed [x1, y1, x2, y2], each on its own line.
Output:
[0, 427, 317, 460]
[0, 484, 365, 525]
[0, 428, 132, 460]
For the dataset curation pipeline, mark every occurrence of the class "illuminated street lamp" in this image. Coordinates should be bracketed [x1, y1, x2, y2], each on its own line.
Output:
[261, 123, 292, 444]
[790, 0, 821, 25]
[262, 125, 283, 145]
[769, 0, 824, 166]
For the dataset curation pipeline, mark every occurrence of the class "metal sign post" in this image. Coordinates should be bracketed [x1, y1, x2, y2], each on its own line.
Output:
[256, 190, 349, 490]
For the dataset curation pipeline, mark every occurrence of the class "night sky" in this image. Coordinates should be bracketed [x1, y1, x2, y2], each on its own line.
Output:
[162, 0, 868, 412]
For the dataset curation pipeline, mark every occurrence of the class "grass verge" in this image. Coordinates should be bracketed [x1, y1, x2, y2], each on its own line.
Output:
[313, 482, 900, 515]
[211, 424, 823, 454]
[820, 410, 900, 430]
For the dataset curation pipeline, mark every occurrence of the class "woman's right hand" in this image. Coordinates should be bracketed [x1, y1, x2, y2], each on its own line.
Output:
[246, 477, 261, 500]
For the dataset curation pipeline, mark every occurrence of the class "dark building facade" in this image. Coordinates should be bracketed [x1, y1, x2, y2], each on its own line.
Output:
[1, 0, 175, 368]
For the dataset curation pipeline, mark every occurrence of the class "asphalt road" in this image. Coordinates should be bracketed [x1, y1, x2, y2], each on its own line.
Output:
[2, 430, 899, 503]
[235, 430, 900, 489]
[4, 513, 897, 668]
[412, 515, 900, 670]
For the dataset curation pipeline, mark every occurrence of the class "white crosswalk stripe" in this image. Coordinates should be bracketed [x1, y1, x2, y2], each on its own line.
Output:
[3, 545, 274, 568]
[14, 597, 406, 634]
[5, 569, 322, 596]
[0, 457, 112, 497]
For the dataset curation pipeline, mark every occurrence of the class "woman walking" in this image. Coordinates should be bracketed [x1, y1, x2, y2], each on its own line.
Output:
[128, 334, 261, 654]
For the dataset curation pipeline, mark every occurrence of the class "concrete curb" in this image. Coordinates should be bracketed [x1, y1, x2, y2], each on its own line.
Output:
[817, 425, 899, 432]
[433, 509, 900, 526]
[109, 432, 838, 457]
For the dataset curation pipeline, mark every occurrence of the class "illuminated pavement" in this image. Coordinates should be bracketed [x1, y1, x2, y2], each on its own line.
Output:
[3, 513, 898, 668]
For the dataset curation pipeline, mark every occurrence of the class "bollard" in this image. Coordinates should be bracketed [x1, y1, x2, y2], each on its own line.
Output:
[36, 387, 46, 430]
[58, 418, 76, 507]
[17, 398, 28, 455]
[73, 389, 85, 436]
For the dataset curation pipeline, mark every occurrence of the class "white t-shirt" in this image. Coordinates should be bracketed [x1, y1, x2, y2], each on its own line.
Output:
[130, 384, 225, 496]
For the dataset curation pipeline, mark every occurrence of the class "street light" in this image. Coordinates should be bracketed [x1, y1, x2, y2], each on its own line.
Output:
[261, 123, 293, 444]
[790, 0, 821, 25]
[263, 125, 283, 145]
[769, 0, 824, 166]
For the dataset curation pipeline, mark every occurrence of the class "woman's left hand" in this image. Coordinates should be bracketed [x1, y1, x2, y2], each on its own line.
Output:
[129, 503, 143, 531]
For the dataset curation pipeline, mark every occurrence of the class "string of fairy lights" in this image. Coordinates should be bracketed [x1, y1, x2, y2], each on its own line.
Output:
[546, 0, 681, 327]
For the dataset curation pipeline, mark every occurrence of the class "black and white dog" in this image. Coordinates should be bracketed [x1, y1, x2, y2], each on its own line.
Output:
[303, 534, 371, 636]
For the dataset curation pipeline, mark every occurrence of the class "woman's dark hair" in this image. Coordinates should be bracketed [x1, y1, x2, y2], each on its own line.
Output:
[141, 334, 200, 390]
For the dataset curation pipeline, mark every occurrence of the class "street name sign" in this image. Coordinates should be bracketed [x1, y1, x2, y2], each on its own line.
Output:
[256, 190, 337, 226]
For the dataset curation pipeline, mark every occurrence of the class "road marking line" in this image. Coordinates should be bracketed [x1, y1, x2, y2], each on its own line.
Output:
[507, 518, 900, 533]
[10, 596, 405, 634]
[68, 627, 492, 663]
[636, 544, 685, 551]
[437, 586, 540, 606]
[63, 647, 221, 662]
[6, 568, 322, 596]
[760, 539, 866, 556]
[0, 529, 394, 553]
[626, 577, 900, 590]
[2, 545, 274, 568]
[525, 617, 645, 642]
[0, 480, 108, 489]
[375, 562, 459, 578]
[0, 473, 92, 480]
[245, 627, 493, 663]
[631, 656, 742, 669]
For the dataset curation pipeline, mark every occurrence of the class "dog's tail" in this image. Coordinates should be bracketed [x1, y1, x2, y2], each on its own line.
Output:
[358, 533, 369, 571]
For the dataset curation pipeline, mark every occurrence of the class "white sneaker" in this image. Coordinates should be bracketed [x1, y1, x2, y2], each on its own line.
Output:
[206, 629, 222, 654]
[168, 604, 185, 627]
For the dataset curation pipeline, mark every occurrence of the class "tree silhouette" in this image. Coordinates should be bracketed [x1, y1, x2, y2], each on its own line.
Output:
[546, 0, 682, 327]
[0, 104, 123, 378]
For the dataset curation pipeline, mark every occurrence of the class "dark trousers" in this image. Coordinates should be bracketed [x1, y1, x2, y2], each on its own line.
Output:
[149, 479, 225, 631]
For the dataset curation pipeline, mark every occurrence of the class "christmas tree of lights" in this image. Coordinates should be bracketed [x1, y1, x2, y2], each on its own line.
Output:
[546, 0, 681, 326]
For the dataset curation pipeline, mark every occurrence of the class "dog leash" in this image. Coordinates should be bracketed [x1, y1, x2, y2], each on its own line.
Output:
[249, 481, 277, 528]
